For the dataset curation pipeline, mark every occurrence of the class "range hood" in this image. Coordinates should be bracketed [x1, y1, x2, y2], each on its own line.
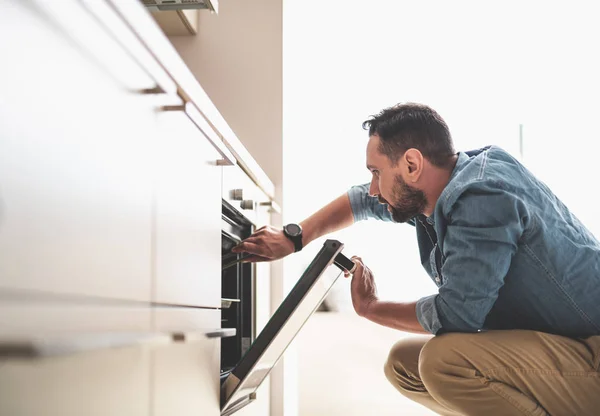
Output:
[141, 0, 218, 13]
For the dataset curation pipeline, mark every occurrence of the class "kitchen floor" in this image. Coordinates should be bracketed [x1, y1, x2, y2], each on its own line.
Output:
[297, 311, 435, 416]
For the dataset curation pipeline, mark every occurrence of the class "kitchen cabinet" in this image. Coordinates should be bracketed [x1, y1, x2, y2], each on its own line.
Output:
[154, 105, 223, 308]
[0, 0, 177, 302]
[151, 308, 222, 416]
[0, 1, 278, 415]
[0, 302, 152, 339]
[0, 344, 152, 416]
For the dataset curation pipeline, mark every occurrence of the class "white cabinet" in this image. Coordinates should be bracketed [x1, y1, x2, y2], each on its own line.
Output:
[0, 303, 152, 339]
[154, 108, 223, 308]
[0, 301, 155, 416]
[0, 0, 175, 302]
[0, 343, 152, 416]
[151, 308, 221, 416]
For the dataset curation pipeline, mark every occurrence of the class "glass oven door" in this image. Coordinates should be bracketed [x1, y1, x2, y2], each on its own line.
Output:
[221, 239, 351, 416]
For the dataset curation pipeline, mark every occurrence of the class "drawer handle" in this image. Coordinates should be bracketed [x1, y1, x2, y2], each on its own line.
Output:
[171, 328, 237, 342]
[162, 102, 236, 166]
[0, 332, 171, 358]
[259, 200, 282, 214]
[78, 0, 177, 96]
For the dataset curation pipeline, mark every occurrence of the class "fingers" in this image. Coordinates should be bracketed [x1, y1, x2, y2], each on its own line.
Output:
[345, 255, 363, 278]
[241, 254, 270, 263]
[231, 241, 270, 258]
[231, 237, 260, 253]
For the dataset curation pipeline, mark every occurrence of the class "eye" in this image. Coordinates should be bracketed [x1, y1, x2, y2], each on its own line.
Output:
[372, 170, 380, 178]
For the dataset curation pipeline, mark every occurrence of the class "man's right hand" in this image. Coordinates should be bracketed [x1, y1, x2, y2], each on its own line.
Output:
[230, 225, 296, 263]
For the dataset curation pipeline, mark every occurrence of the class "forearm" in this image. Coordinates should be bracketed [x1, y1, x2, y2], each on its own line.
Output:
[364, 301, 429, 335]
[299, 193, 354, 246]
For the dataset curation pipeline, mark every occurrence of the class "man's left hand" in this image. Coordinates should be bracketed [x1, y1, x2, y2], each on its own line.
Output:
[347, 256, 379, 317]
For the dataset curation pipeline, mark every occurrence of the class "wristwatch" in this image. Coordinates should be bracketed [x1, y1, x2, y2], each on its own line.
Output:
[283, 223, 303, 252]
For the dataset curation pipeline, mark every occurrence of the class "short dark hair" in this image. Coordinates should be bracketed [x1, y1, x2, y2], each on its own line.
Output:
[362, 102, 456, 168]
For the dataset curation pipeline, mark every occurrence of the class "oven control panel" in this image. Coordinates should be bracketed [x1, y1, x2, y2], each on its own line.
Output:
[222, 165, 270, 226]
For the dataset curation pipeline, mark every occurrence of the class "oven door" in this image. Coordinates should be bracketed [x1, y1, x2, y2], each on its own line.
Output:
[220, 239, 349, 416]
[221, 213, 255, 375]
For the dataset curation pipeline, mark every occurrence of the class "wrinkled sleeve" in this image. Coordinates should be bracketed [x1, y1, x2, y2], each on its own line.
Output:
[416, 186, 527, 334]
[347, 183, 394, 222]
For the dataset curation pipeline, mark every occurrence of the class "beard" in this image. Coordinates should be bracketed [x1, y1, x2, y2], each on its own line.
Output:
[378, 175, 428, 223]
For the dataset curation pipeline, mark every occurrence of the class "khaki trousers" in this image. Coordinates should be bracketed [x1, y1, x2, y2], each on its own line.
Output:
[383, 330, 600, 415]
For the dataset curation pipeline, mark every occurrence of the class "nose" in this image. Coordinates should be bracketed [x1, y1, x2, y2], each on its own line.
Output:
[368, 177, 379, 197]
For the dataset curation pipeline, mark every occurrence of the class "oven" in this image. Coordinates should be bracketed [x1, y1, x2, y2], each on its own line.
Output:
[220, 198, 256, 375]
[218, 170, 354, 415]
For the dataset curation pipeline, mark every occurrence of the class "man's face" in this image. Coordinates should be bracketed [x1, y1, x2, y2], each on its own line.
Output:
[366, 135, 428, 223]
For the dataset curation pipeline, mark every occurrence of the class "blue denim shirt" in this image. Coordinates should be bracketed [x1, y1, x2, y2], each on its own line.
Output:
[348, 146, 600, 337]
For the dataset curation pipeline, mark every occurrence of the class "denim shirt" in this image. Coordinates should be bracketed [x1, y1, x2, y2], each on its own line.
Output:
[348, 146, 600, 337]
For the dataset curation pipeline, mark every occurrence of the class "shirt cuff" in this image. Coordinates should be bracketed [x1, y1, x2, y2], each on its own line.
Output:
[416, 294, 443, 335]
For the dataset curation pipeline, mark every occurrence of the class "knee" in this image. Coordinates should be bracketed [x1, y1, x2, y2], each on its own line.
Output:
[384, 337, 428, 392]
[418, 333, 470, 396]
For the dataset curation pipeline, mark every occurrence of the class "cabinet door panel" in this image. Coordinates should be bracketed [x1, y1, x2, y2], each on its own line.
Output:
[155, 110, 222, 308]
[0, 343, 151, 416]
[152, 308, 221, 416]
[0, 301, 152, 338]
[0, 0, 156, 301]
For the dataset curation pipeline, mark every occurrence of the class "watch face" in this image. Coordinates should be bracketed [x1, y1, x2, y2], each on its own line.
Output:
[285, 223, 301, 237]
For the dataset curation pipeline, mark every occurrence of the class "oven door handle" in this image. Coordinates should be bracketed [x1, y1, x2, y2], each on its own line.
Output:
[222, 229, 242, 245]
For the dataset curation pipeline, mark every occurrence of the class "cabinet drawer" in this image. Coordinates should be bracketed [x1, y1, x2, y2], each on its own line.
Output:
[152, 308, 221, 416]
[0, 0, 161, 302]
[154, 110, 222, 308]
[0, 343, 151, 416]
[0, 300, 152, 339]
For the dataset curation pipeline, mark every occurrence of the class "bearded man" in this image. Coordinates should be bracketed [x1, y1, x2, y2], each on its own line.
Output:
[232, 102, 600, 415]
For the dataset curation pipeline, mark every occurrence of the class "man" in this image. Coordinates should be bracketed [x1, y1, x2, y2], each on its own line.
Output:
[232, 102, 600, 415]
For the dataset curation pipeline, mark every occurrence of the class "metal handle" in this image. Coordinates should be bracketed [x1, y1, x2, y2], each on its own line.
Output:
[231, 189, 244, 201]
[259, 200, 281, 214]
[172, 328, 237, 342]
[205, 328, 237, 338]
[333, 253, 357, 274]
[0, 332, 171, 358]
[78, 0, 177, 96]
[240, 200, 254, 210]
[162, 102, 236, 166]
[0, 327, 237, 357]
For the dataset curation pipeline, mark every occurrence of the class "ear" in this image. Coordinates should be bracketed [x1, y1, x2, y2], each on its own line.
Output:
[403, 149, 424, 182]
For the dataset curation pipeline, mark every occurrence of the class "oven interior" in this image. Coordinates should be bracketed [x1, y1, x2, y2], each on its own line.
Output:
[221, 201, 256, 375]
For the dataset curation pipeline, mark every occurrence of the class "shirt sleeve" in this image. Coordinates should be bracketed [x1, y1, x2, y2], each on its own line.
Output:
[416, 184, 528, 334]
[347, 183, 394, 222]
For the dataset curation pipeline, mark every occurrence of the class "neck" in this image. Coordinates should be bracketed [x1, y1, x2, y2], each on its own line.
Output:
[422, 155, 459, 217]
